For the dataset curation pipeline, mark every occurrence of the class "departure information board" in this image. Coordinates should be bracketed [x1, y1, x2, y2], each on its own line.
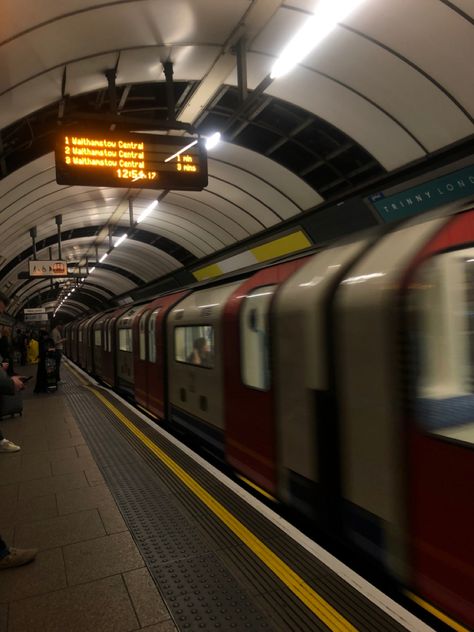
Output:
[55, 130, 208, 190]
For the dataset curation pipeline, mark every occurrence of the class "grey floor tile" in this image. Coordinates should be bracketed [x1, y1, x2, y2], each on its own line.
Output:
[0, 484, 18, 505]
[56, 483, 113, 515]
[19, 471, 89, 501]
[85, 466, 105, 486]
[51, 455, 95, 476]
[0, 548, 66, 603]
[14, 509, 105, 550]
[140, 622, 177, 632]
[0, 603, 6, 632]
[76, 444, 93, 458]
[12, 435, 49, 454]
[123, 567, 171, 628]
[0, 460, 51, 486]
[44, 429, 75, 444]
[21, 446, 78, 467]
[98, 500, 127, 534]
[0, 493, 58, 530]
[47, 434, 86, 450]
[64, 531, 144, 585]
[0, 458, 21, 477]
[8, 574, 139, 632]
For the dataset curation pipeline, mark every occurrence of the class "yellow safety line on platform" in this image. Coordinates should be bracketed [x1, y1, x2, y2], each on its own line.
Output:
[237, 474, 277, 502]
[405, 591, 469, 632]
[88, 385, 357, 632]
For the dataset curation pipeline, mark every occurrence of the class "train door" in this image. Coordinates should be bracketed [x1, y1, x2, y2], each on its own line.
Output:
[102, 307, 128, 387]
[141, 291, 188, 419]
[145, 307, 160, 414]
[86, 314, 102, 373]
[134, 308, 151, 407]
[403, 212, 474, 629]
[102, 316, 114, 386]
[223, 259, 307, 495]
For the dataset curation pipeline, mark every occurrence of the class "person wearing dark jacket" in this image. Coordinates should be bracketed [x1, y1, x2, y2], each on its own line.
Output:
[0, 292, 37, 569]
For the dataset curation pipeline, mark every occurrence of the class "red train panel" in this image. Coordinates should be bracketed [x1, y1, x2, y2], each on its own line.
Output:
[223, 258, 308, 494]
[133, 290, 188, 419]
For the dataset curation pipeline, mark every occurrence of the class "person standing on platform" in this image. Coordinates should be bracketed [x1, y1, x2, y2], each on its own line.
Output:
[51, 323, 65, 383]
[0, 292, 37, 569]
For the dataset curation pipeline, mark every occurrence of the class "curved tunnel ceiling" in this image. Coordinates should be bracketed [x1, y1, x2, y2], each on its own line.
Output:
[0, 0, 472, 318]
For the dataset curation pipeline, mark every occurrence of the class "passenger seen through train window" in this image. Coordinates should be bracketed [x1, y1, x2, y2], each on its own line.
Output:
[174, 326, 214, 368]
[187, 337, 211, 367]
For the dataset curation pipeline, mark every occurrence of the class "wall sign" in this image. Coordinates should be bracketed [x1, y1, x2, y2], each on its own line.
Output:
[28, 260, 68, 277]
[369, 164, 474, 222]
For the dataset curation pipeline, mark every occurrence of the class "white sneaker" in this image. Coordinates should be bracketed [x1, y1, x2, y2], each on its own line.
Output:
[0, 439, 21, 453]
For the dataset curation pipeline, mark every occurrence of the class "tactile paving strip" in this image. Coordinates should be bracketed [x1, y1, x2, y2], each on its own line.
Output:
[63, 368, 407, 632]
[65, 388, 280, 631]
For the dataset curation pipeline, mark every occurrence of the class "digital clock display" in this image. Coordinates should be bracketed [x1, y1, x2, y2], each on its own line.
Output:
[55, 130, 208, 190]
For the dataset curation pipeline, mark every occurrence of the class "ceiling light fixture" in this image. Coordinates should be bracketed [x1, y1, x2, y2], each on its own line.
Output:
[114, 233, 128, 248]
[89, 267, 96, 273]
[270, 0, 366, 79]
[205, 132, 221, 150]
[99, 253, 108, 263]
[137, 200, 158, 224]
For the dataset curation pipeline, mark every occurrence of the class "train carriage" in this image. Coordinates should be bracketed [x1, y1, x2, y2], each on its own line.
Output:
[167, 282, 241, 460]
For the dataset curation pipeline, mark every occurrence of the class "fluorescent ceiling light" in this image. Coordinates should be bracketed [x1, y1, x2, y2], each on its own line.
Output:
[270, 0, 366, 79]
[164, 140, 198, 163]
[205, 132, 221, 150]
[89, 267, 96, 273]
[99, 253, 108, 263]
[114, 233, 128, 248]
[137, 200, 158, 224]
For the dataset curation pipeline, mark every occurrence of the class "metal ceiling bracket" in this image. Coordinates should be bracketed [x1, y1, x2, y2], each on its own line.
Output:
[29, 226, 37, 260]
[55, 214, 62, 260]
[58, 66, 68, 121]
[105, 68, 118, 115]
[0, 132, 7, 178]
[236, 37, 248, 104]
[163, 61, 176, 122]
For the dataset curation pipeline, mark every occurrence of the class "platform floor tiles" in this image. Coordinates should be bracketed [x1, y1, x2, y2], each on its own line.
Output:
[0, 376, 176, 632]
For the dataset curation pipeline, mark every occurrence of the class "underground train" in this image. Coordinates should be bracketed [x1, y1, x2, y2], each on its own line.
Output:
[65, 202, 474, 629]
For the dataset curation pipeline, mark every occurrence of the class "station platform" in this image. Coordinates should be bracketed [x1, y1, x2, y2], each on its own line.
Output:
[0, 361, 435, 632]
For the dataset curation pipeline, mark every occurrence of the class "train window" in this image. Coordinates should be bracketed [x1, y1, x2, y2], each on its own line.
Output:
[408, 249, 474, 445]
[118, 328, 132, 352]
[174, 326, 214, 368]
[139, 312, 148, 360]
[240, 285, 276, 390]
[94, 329, 102, 347]
[148, 308, 160, 363]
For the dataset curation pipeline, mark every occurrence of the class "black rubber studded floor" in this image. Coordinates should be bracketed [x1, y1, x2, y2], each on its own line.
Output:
[62, 367, 408, 632]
